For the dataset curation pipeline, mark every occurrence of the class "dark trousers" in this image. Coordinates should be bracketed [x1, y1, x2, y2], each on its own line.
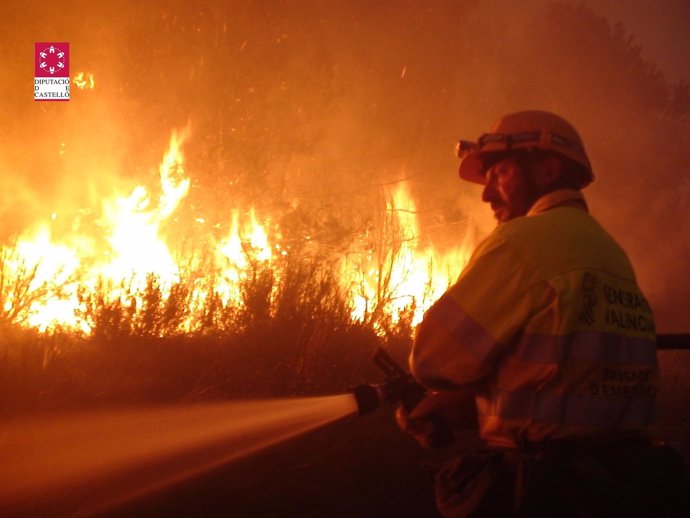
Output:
[434, 440, 690, 518]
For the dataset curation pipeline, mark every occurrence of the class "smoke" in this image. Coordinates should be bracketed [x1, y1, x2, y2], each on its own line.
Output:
[1, 0, 688, 331]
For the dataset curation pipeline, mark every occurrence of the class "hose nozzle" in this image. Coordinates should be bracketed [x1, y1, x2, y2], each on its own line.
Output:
[351, 383, 386, 415]
[350, 348, 426, 415]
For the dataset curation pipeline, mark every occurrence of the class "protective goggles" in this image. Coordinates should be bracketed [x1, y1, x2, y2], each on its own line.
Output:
[456, 131, 585, 159]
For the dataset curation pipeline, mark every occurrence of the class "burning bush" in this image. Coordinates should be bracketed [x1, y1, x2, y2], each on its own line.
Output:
[0, 125, 475, 412]
[1, 130, 472, 337]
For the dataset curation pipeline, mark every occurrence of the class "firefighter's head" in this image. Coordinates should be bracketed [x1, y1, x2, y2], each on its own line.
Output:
[456, 111, 592, 222]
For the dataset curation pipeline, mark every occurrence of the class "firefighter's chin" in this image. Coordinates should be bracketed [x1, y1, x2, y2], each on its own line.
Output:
[491, 204, 510, 223]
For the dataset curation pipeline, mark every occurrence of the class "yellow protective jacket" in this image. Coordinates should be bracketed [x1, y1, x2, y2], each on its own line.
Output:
[411, 190, 659, 448]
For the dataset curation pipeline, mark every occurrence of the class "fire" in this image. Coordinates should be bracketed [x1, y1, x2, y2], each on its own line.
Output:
[1, 130, 475, 335]
[73, 72, 95, 90]
[3, 225, 82, 331]
[216, 209, 274, 306]
[2, 131, 191, 332]
[99, 129, 189, 286]
[341, 184, 472, 329]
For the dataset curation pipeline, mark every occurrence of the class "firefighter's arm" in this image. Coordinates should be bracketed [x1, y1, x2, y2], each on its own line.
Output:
[395, 390, 477, 448]
[409, 232, 526, 390]
[399, 232, 524, 447]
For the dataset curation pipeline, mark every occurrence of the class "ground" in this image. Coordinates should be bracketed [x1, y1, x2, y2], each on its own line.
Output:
[105, 411, 467, 518]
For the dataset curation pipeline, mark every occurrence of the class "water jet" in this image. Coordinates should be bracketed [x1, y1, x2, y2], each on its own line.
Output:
[0, 395, 357, 516]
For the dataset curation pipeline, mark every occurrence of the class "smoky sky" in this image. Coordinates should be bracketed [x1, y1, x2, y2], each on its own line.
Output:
[1, 0, 689, 332]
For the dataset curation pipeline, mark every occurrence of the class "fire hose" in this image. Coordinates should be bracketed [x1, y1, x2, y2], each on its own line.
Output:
[353, 333, 689, 415]
[350, 347, 461, 447]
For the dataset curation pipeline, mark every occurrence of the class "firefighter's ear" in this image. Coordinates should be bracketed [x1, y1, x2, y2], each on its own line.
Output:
[532, 155, 563, 191]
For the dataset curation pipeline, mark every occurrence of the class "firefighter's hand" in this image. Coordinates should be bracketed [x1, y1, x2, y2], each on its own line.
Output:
[396, 404, 440, 448]
[395, 391, 476, 448]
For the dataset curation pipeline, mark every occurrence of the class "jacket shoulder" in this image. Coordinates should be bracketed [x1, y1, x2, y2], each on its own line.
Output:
[493, 208, 636, 281]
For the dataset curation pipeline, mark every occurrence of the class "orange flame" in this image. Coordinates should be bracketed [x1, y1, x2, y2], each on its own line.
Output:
[341, 184, 472, 330]
[99, 129, 189, 286]
[73, 72, 95, 90]
[4, 225, 82, 331]
[2, 130, 475, 335]
[216, 209, 274, 306]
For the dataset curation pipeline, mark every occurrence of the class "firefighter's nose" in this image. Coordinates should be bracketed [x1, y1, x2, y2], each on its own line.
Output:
[481, 182, 496, 203]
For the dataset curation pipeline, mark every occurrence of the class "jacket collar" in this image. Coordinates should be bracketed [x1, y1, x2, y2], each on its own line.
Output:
[527, 189, 588, 216]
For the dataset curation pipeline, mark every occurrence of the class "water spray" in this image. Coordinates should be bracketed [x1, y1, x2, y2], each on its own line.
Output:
[0, 396, 358, 516]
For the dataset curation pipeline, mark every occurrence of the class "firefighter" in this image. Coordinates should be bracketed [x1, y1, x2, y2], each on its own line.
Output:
[397, 111, 689, 517]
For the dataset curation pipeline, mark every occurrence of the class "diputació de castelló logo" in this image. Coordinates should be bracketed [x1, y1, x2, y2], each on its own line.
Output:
[35, 42, 70, 101]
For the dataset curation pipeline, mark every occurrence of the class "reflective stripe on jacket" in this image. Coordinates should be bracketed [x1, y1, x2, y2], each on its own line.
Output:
[410, 189, 659, 447]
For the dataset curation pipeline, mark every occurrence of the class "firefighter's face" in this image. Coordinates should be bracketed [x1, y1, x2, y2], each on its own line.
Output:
[481, 158, 532, 222]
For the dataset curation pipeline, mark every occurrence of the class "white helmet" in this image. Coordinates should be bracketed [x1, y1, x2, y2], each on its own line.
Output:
[457, 110, 593, 188]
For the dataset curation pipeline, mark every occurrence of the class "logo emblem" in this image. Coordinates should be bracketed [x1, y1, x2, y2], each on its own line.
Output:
[34, 42, 70, 101]
[578, 272, 599, 326]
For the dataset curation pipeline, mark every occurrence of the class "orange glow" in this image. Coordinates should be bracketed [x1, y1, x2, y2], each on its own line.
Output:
[2, 130, 475, 335]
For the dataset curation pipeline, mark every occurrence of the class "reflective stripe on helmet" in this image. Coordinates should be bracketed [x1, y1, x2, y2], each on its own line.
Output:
[458, 131, 586, 158]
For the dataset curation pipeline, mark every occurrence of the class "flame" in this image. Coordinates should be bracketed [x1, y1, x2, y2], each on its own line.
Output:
[2, 225, 82, 332]
[2, 130, 475, 335]
[73, 72, 95, 90]
[99, 130, 189, 286]
[3, 130, 191, 332]
[216, 209, 274, 306]
[341, 184, 472, 329]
